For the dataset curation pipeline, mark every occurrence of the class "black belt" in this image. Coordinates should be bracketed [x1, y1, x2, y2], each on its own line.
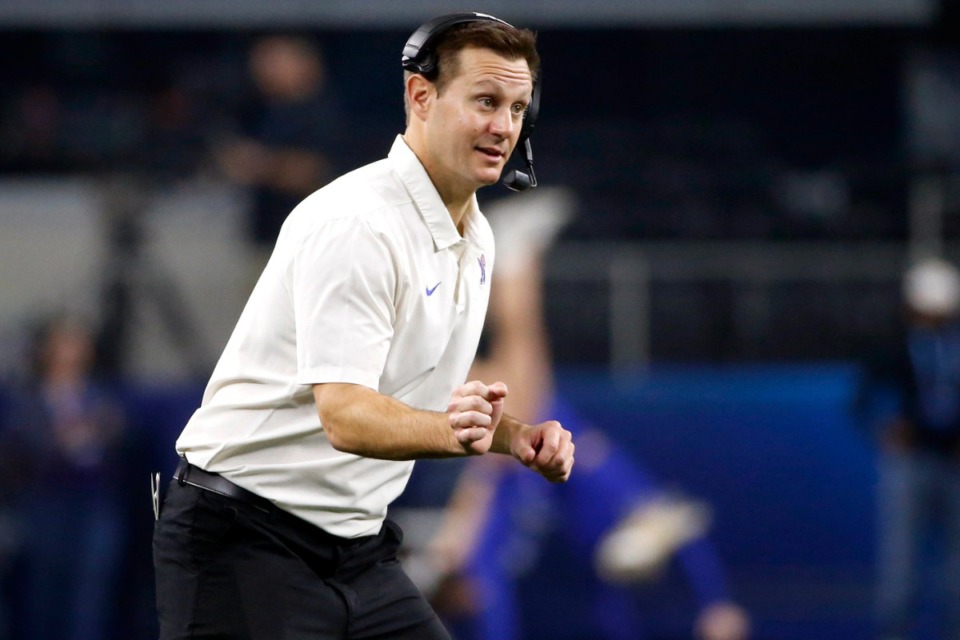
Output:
[175, 457, 274, 513]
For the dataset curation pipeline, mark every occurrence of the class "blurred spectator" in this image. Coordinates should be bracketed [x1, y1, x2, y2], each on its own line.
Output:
[213, 34, 345, 250]
[0, 314, 135, 640]
[408, 188, 750, 640]
[140, 82, 210, 181]
[859, 257, 960, 640]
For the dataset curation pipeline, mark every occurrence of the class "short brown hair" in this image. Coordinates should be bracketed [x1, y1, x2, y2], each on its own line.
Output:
[423, 20, 539, 94]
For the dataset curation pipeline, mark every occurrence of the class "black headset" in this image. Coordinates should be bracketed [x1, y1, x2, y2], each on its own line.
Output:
[401, 12, 539, 191]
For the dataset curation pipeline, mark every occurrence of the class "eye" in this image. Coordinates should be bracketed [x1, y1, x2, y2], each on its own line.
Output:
[478, 97, 494, 109]
[512, 103, 526, 116]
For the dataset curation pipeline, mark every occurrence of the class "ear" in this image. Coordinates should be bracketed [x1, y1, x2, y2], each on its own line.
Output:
[405, 74, 434, 123]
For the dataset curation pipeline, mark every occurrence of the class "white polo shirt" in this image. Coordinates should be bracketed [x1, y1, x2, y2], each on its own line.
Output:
[176, 136, 493, 538]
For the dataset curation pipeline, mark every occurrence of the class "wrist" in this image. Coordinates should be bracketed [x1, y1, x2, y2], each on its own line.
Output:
[490, 415, 524, 456]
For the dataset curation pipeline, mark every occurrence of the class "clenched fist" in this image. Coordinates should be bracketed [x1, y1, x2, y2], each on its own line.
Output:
[447, 380, 508, 455]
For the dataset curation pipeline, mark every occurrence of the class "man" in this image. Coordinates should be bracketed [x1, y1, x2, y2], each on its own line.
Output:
[214, 35, 344, 250]
[153, 13, 574, 640]
[863, 257, 960, 640]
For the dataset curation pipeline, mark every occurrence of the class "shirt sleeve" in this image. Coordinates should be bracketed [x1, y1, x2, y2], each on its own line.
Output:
[292, 216, 398, 389]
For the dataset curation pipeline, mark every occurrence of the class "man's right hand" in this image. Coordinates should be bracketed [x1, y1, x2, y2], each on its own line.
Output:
[447, 380, 508, 454]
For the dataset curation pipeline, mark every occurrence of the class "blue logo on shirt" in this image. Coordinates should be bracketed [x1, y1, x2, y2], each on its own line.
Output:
[426, 282, 441, 296]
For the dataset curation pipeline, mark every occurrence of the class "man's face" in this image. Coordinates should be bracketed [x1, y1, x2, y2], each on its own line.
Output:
[424, 46, 533, 194]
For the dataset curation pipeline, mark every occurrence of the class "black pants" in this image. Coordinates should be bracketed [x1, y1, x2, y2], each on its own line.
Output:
[153, 479, 450, 640]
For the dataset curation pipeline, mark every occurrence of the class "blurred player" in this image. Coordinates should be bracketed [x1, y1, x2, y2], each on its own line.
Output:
[410, 187, 750, 640]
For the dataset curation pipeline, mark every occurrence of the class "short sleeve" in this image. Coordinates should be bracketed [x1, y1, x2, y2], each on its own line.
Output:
[292, 216, 398, 389]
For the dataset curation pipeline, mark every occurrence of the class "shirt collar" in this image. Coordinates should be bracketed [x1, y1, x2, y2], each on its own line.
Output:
[389, 135, 486, 251]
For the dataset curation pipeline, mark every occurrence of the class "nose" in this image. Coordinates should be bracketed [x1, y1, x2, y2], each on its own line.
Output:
[489, 106, 515, 138]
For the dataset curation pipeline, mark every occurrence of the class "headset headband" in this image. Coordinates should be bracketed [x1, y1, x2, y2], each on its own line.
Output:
[401, 12, 514, 77]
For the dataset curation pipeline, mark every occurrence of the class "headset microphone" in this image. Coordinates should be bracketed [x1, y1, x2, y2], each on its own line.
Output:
[402, 12, 540, 191]
[502, 138, 537, 192]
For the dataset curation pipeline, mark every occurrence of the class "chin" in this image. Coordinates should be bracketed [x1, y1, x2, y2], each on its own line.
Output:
[475, 168, 503, 186]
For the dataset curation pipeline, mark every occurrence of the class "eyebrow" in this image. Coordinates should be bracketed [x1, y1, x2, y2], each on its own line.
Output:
[470, 79, 531, 100]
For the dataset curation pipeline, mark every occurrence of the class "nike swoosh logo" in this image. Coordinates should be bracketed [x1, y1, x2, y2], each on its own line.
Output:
[426, 282, 441, 296]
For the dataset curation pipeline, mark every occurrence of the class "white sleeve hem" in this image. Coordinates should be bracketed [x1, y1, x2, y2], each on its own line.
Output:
[297, 367, 380, 390]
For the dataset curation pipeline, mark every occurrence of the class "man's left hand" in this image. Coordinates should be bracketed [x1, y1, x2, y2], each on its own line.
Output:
[511, 420, 575, 482]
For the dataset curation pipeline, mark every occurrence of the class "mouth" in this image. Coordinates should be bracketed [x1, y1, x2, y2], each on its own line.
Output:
[476, 145, 506, 162]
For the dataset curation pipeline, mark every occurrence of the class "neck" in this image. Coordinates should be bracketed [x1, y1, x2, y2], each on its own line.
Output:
[446, 198, 472, 233]
[402, 133, 475, 232]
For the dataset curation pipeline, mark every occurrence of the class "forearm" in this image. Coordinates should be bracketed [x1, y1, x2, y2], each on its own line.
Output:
[313, 383, 466, 460]
[267, 149, 329, 193]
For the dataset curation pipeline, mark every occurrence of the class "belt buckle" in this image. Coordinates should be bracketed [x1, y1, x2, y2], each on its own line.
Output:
[175, 456, 190, 486]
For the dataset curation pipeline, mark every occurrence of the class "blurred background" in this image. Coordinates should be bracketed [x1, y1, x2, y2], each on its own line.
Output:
[2, 0, 960, 638]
